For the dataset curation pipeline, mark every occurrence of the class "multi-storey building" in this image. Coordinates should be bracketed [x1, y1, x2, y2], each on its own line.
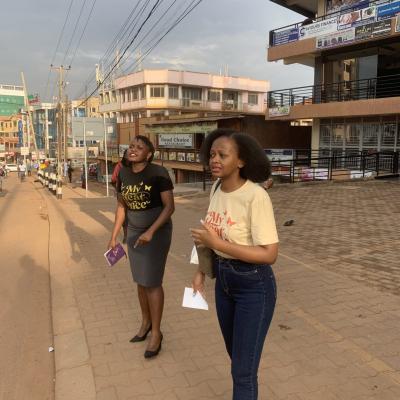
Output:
[72, 97, 100, 118]
[112, 69, 268, 123]
[0, 115, 20, 161]
[266, 0, 400, 158]
[0, 84, 24, 117]
[31, 103, 57, 157]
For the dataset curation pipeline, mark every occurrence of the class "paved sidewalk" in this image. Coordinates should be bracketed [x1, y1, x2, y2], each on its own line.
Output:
[39, 178, 400, 400]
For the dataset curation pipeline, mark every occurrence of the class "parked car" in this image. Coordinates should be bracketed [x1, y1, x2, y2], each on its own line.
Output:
[6, 164, 18, 172]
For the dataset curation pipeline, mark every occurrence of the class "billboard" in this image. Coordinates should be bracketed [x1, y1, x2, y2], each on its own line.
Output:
[272, 27, 299, 46]
[326, 0, 368, 14]
[299, 17, 338, 40]
[317, 27, 356, 48]
[377, 0, 400, 19]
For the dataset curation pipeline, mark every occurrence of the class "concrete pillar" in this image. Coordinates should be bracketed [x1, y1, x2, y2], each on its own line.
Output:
[311, 118, 320, 157]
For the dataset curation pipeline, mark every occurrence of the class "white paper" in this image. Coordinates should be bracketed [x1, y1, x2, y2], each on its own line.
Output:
[182, 287, 208, 310]
[190, 245, 199, 264]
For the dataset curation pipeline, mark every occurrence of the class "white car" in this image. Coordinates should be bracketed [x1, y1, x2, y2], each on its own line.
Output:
[6, 164, 18, 172]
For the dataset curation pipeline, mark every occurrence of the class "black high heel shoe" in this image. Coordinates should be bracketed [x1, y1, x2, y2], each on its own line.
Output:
[144, 333, 163, 359]
[129, 324, 152, 343]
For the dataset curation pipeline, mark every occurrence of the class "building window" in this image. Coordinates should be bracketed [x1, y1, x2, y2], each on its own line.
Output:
[150, 86, 165, 98]
[140, 86, 146, 99]
[208, 90, 220, 102]
[132, 87, 139, 101]
[362, 123, 379, 148]
[332, 123, 345, 147]
[345, 123, 361, 147]
[169, 86, 179, 99]
[182, 87, 202, 100]
[320, 124, 331, 147]
[91, 107, 96, 113]
[248, 93, 258, 105]
[381, 122, 396, 148]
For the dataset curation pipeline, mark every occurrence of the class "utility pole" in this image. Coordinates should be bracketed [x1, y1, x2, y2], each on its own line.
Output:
[64, 95, 69, 165]
[21, 72, 39, 162]
[51, 65, 70, 178]
[51, 65, 70, 199]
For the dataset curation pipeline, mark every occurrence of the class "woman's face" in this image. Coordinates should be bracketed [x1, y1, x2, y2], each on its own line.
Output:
[127, 139, 151, 163]
[209, 136, 244, 179]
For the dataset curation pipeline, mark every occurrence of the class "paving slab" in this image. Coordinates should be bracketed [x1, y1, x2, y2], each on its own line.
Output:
[38, 178, 400, 400]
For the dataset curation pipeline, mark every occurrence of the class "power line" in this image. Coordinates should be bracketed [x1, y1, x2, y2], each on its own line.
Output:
[75, 0, 204, 107]
[62, 0, 89, 66]
[67, 0, 98, 69]
[75, 0, 162, 105]
[44, 0, 75, 102]
[74, 0, 151, 99]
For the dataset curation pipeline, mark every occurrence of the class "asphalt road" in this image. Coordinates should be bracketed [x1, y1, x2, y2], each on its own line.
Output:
[0, 174, 54, 400]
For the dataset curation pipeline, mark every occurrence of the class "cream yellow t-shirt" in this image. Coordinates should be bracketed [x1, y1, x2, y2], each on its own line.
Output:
[206, 180, 279, 259]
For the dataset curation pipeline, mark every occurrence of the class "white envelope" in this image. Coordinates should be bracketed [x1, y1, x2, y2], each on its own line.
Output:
[182, 287, 208, 310]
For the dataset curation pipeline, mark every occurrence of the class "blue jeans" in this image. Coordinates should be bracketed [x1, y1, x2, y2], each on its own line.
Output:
[215, 256, 277, 400]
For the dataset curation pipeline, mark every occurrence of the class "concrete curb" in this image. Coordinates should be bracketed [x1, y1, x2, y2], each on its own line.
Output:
[42, 188, 96, 400]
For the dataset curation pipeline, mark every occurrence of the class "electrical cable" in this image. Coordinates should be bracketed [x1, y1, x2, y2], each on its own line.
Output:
[75, 0, 162, 106]
[44, 0, 75, 102]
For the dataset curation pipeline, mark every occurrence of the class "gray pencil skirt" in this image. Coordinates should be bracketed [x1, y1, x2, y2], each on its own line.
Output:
[126, 207, 172, 287]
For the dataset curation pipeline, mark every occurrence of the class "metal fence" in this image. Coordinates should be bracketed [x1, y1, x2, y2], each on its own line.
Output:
[267, 74, 400, 108]
[271, 151, 399, 183]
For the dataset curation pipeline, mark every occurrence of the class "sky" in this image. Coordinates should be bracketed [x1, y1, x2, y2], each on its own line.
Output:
[0, 0, 313, 101]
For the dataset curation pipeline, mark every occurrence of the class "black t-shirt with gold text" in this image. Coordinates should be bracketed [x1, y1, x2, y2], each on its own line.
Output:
[118, 164, 173, 211]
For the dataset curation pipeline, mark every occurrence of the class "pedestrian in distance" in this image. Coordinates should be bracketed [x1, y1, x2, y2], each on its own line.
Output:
[111, 149, 131, 243]
[67, 161, 73, 183]
[108, 136, 175, 359]
[19, 162, 26, 182]
[191, 128, 279, 400]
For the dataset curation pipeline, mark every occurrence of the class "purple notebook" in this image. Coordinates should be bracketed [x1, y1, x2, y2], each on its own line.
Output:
[104, 243, 127, 267]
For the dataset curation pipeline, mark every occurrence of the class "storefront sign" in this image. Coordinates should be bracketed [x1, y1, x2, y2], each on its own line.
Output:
[377, 0, 400, 19]
[299, 17, 338, 40]
[268, 106, 290, 117]
[316, 27, 355, 48]
[150, 122, 217, 135]
[326, 0, 368, 14]
[337, 6, 376, 29]
[20, 147, 29, 156]
[355, 23, 374, 40]
[372, 19, 392, 36]
[158, 134, 193, 148]
[272, 27, 299, 46]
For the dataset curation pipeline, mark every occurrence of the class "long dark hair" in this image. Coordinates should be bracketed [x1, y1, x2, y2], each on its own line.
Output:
[200, 128, 271, 182]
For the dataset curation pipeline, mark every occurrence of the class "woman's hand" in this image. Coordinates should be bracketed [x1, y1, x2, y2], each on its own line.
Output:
[190, 220, 220, 249]
[108, 237, 118, 250]
[192, 270, 205, 295]
[134, 229, 154, 248]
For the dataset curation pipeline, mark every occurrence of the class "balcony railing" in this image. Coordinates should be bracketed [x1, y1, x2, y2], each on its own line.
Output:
[271, 151, 399, 183]
[267, 74, 400, 108]
[269, 0, 397, 47]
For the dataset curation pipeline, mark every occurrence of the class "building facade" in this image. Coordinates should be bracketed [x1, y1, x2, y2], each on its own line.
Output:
[0, 115, 20, 161]
[266, 0, 400, 158]
[103, 69, 268, 122]
[0, 84, 24, 117]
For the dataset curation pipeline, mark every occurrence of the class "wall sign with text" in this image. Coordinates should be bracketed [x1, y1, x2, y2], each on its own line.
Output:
[158, 133, 194, 148]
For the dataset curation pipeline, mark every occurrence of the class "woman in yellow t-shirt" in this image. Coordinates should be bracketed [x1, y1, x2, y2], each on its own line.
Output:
[191, 128, 279, 400]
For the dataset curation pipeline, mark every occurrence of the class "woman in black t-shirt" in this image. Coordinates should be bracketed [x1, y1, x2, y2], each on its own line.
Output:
[108, 136, 175, 359]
